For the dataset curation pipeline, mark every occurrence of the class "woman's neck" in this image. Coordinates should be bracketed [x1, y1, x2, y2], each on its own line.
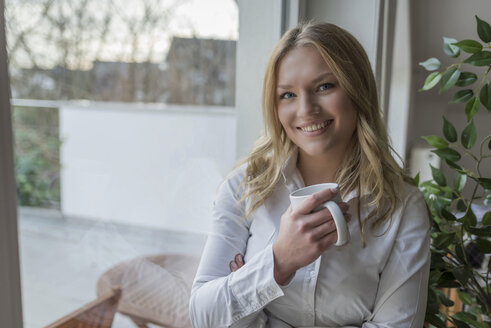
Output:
[297, 151, 343, 186]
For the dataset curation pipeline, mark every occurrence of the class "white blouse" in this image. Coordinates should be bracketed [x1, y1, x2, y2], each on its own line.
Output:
[189, 154, 431, 328]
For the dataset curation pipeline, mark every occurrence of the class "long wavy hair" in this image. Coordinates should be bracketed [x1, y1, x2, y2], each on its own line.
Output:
[236, 22, 411, 246]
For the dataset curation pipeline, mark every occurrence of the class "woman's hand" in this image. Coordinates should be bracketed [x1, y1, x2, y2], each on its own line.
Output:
[229, 253, 244, 272]
[273, 188, 350, 285]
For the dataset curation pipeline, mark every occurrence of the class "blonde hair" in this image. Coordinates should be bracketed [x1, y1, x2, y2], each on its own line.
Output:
[236, 22, 411, 246]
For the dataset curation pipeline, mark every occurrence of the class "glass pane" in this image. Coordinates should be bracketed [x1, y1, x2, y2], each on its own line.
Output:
[6, 0, 238, 326]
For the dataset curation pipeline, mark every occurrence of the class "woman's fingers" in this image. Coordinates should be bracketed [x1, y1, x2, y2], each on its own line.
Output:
[229, 254, 244, 272]
[300, 202, 350, 230]
[294, 188, 338, 214]
[308, 217, 337, 241]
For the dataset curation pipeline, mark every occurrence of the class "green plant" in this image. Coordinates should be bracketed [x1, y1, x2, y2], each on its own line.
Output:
[418, 15, 491, 328]
[12, 106, 61, 208]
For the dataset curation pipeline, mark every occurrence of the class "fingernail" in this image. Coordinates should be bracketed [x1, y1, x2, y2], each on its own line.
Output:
[237, 255, 243, 264]
[329, 188, 338, 194]
[230, 261, 238, 270]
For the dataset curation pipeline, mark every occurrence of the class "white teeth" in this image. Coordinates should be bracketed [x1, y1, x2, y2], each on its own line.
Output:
[301, 121, 329, 132]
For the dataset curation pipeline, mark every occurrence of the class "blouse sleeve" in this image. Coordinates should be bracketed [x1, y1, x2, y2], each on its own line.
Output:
[189, 170, 286, 328]
[361, 188, 431, 328]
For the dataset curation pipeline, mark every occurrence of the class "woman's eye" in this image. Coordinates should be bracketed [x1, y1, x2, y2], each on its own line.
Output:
[318, 83, 334, 91]
[279, 92, 295, 99]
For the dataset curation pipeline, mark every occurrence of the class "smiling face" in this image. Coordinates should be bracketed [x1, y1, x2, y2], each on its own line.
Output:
[276, 45, 358, 163]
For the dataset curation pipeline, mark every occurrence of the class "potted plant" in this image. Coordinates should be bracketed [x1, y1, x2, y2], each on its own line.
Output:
[417, 15, 491, 328]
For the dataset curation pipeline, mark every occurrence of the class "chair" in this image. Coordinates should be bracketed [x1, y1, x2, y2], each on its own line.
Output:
[45, 287, 121, 328]
[96, 254, 201, 328]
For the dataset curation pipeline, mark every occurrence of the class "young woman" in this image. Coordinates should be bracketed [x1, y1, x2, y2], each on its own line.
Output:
[189, 22, 430, 328]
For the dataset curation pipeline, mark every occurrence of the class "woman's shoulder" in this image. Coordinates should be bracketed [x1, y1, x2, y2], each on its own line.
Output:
[396, 181, 431, 230]
[216, 163, 248, 200]
[399, 181, 425, 205]
[223, 162, 248, 186]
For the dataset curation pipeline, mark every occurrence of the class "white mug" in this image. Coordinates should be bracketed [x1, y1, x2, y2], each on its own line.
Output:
[289, 183, 350, 246]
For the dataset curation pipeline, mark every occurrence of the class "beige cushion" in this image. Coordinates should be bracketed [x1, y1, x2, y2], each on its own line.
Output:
[97, 254, 200, 328]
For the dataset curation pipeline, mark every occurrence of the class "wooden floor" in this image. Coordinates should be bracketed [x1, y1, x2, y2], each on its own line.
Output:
[18, 207, 206, 328]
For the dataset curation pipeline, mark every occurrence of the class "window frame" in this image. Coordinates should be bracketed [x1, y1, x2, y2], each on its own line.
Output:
[0, 0, 23, 326]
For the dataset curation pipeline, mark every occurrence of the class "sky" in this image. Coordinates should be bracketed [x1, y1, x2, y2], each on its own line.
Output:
[6, 0, 239, 69]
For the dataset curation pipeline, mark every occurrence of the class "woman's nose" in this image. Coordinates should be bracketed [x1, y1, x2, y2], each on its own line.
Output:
[298, 93, 319, 115]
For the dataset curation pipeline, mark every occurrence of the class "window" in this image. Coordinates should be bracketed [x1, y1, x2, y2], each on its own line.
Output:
[5, 0, 238, 326]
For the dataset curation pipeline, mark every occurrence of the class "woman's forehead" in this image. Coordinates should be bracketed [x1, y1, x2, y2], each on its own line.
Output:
[276, 46, 334, 84]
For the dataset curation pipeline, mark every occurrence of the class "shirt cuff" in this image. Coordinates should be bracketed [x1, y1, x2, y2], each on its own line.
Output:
[229, 244, 285, 321]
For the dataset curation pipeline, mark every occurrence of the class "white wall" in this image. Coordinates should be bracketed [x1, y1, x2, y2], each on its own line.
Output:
[387, 0, 411, 165]
[60, 102, 236, 234]
[302, 0, 381, 72]
[235, 0, 283, 158]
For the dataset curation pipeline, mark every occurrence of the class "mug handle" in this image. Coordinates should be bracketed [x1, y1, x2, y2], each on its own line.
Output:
[323, 201, 350, 246]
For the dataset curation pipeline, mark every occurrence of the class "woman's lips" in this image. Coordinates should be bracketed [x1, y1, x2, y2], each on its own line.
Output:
[297, 119, 333, 136]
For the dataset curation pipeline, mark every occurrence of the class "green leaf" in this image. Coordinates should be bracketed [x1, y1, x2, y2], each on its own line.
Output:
[420, 72, 442, 91]
[437, 275, 460, 288]
[456, 243, 466, 263]
[443, 116, 457, 142]
[479, 82, 491, 111]
[478, 178, 491, 190]
[446, 159, 463, 171]
[434, 232, 455, 248]
[483, 211, 491, 225]
[425, 313, 446, 328]
[440, 67, 461, 92]
[465, 97, 480, 121]
[454, 311, 477, 322]
[476, 15, 491, 43]
[463, 51, 491, 66]
[443, 37, 461, 57]
[457, 199, 467, 212]
[438, 292, 455, 307]
[421, 181, 443, 194]
[456, 72, 478, 87]
[453, 39, 483, 53]
[437, 272, 460, 288]
[450, 89, 473, 104]
[457, 291, 473, 306]
[430, 165, 447, 186]
[442, 208, 457, 221]
[475, 238, 491, 253]
[452, 318, 471, 328]
[453, 173, 467, 193]
[432, 148, 461, 162]
[453, 267, 470, 285]
[461, 119, 477, 149]
[459, 208, 477, 227]
[414, 172, 420, 186]
[468, 226, 491, 237]
[429, 269, 443, 284]
[453, 312, 487, 328]
[419, 57, 441, 71]
[422, 135, 449, 149]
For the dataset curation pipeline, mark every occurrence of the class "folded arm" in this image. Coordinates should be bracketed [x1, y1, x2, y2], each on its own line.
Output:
[189, 177, 286, 328]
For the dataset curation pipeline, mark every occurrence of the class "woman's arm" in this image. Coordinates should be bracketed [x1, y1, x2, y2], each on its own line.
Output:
[189, 173, 286, 328]
[361, 189, 431, 328]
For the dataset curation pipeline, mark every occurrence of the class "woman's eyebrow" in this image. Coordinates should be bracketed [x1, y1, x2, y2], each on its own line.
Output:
[277, 72, 334, 90]
[312, 72, 334, 83]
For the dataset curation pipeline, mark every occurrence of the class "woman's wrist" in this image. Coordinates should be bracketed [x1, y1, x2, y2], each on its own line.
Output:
[272, 242, 295, 285]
